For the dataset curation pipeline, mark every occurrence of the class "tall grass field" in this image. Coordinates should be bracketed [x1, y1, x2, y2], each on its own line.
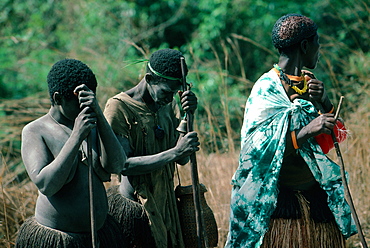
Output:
[0, 93, 369, 247]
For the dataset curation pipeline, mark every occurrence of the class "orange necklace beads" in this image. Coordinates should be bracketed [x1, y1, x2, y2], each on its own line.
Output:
[273, 64, 308, 95]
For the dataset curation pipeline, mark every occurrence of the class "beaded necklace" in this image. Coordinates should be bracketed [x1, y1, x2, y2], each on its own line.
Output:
[273, 64, 308, 95]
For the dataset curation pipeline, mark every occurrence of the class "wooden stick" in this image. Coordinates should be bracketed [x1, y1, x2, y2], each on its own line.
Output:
[75, 90, 98, 247]
[87, 133, 98, 248]
[180, 57, 207, 248]
[331, 97, 368, 248]
[334, 96, 344, 120]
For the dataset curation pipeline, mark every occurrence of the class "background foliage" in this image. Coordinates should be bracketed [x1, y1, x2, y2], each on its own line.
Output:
[1, 0, 369, 154]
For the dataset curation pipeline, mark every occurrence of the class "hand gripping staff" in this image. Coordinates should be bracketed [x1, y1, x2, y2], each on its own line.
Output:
[314, 96, 368, 248]
[75, 90, 98, 248]
[180, 57, 208, 248]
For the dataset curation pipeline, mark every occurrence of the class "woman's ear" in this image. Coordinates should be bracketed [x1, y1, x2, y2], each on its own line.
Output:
[145, 73, 153, 84]
[53, 92, 62, 105]
[145, 73, 159, 85]
[300, 39, 308, 54]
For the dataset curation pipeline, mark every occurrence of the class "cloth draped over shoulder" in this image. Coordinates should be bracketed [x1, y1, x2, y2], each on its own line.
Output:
[104, 92, 184, 248]
[225, 69, 357, 247]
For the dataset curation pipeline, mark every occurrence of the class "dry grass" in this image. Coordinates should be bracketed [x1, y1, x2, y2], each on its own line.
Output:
[0, 159, 38, 248]
[340, 100, 370, 248]
[176, 151, 239, 247]
[1, 95, 369, 248]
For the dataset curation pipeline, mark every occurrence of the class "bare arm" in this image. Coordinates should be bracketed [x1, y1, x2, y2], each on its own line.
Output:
[96, 109, 127, 174]
[284, 113, 336, 156]
[285, 72, 336, 155]
[118, 131, 199, 176]
[75, 85, 126, 174]
[21, 111, 90, 196]
[175, 89, 198, 165]
[174, 133, 190, 165]
[302, 71, 334, 113]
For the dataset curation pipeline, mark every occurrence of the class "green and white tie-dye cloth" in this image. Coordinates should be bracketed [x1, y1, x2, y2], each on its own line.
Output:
[225, 69, 357, 247]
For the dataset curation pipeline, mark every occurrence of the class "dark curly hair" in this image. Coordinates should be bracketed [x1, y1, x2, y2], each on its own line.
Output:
[47, 59, 97, 105]
[272, 14, 318, 50]
[147, 48, 187, 81]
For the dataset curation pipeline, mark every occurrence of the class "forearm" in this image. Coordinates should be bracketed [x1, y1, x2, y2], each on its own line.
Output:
[122, 147, 181, 176]
[96, 110, 126, 173]
[320, 95, 334, 113]
[34, 135, 81, 196]
[284, 127, 311, 156]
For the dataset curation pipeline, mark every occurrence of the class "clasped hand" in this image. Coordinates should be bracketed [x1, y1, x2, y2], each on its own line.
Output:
[176, 131, 200, 157]
[72, 84, 98, 139]
[301, 70, 328, 103]
[179, 90, 198, 113]
[303, 113, 336, 139]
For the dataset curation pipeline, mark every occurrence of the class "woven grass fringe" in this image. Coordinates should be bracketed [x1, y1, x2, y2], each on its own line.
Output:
[107, 185, 155, 248]
[261, 192, 346, 248]
[15, 215, 126, 248]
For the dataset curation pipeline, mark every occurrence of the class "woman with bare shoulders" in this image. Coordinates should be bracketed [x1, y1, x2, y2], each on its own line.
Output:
[15, 59, 128, 248]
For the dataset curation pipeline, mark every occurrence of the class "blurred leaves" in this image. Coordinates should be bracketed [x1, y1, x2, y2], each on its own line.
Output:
[0, 0, 369, 152]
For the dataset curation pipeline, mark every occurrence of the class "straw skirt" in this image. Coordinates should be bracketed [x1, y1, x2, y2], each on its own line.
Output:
[261, 188, 346, 248]
[15, 214, 127, 248]
[106, 185, 156, 248]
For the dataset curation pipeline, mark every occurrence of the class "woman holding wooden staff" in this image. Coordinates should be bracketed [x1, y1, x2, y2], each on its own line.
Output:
[16, 59, 127, 248]
[225, 14, 357, 247]
[104, 49, 200, 248]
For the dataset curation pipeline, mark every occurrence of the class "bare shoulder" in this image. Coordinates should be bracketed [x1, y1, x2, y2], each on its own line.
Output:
[22, 114, 66, 150]
[22, 114, 54, 138]
[21, 113, 68, 171]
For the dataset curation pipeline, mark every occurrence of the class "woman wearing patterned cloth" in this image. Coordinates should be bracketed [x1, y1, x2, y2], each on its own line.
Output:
[225, 14, 357, 247]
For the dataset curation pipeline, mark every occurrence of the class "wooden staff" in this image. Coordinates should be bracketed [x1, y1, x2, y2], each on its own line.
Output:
[75, 90, 98, 247]
[180, 57, 207, 248]
[87, 133, 98, 248]
[331, 97, 368, 248]
[316, 97, 368, 248]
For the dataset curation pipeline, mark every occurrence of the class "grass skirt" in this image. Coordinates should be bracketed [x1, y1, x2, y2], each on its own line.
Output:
[15, 214, 127, 248]
[106, 185, 155, 248]
[261, 191, 346, 248]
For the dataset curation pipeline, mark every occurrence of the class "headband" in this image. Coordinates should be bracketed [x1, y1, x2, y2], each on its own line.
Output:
[147, 62, 182, 82]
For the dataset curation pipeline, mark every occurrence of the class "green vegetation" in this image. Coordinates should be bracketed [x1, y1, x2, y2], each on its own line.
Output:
[1, 0, 368, 154]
